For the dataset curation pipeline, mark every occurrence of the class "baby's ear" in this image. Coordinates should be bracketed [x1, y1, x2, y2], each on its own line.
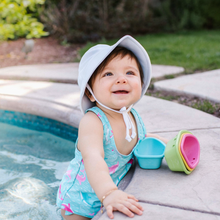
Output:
[85, 88, 95, 102]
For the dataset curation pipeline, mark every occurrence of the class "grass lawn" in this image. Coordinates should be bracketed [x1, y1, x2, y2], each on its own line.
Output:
[79, 30, 220, 73]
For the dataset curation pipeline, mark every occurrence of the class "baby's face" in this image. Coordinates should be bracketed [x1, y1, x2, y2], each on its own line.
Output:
[89, 54, 142, 111]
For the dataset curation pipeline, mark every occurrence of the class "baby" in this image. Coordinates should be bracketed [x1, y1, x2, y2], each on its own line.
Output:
[57, 35, 168, 220]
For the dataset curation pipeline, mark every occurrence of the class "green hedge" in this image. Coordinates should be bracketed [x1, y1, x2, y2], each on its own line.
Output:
[0, 0, 49, 40]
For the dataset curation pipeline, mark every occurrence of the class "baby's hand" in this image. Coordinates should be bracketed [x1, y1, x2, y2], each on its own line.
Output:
[103, 190, 144, 219]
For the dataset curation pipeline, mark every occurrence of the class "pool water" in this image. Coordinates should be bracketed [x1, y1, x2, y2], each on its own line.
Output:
[0, 111, 78, 220]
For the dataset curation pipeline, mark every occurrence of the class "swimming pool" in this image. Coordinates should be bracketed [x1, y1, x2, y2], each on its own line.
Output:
[0, 110, 78, 220]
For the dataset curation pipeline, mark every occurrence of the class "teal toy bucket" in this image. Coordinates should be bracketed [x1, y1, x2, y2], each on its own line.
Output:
[134, 137, 166, 169]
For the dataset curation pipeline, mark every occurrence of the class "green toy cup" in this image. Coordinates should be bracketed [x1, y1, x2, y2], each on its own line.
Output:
[165, 130, 192, 175]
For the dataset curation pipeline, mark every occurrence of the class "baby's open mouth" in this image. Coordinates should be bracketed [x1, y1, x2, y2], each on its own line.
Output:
[113, 90, 129, 94]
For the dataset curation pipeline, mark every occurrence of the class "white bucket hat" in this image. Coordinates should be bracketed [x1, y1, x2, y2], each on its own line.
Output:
[78, 35, 151, 141]
[78, 35, 151, 113]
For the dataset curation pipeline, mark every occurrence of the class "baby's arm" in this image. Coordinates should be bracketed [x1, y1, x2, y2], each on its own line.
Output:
[147, 133, 169, 144]
[78, 112, 143, 219]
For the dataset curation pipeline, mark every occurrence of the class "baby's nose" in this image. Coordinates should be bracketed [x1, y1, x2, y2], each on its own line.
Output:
[116, 76, 127, 84]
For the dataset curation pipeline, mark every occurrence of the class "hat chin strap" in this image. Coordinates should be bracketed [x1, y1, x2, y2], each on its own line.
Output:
[86, 85, 136, 142]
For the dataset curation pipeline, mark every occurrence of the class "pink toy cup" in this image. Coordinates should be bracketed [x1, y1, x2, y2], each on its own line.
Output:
[180, 134, 200, 169]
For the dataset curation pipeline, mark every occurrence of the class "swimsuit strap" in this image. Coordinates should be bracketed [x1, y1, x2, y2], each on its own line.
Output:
[130, 108, 147, 140]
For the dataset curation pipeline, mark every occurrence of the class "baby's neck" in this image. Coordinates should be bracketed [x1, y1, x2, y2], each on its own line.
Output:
[96, 103, 131, 119]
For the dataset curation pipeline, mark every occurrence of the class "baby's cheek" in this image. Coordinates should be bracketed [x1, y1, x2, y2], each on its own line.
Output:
[133, 82, 142, 96]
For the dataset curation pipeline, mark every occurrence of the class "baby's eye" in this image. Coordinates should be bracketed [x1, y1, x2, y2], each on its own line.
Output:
[126, 71, 135, 75]
[104, 72, 113, 77]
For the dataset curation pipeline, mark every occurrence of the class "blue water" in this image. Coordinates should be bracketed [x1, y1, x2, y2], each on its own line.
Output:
[0, 110, 78, 220]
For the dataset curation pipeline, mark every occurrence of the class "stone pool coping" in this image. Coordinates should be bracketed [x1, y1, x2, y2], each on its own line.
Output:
[0, 63, 220, 219]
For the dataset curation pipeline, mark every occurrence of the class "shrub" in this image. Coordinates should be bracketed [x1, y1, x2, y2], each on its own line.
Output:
[38, 0, 220, 43]
[157, 0, 220, 31]
[0, 0, 49, 40]
[39, 0, 164, 43]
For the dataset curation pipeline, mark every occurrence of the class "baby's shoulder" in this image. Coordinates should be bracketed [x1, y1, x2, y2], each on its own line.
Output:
[79, 111, 102, 129]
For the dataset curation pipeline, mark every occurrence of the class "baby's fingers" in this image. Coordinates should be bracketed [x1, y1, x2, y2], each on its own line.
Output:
[128, 198, 144, 211]
[125, 199, 143, 215]
[116, 204, 135, 218]
[106, 205, 114, 219]
[127, 194, 138, 202]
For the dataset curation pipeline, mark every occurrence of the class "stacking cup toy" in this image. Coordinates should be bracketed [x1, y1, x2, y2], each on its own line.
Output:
[178, 134, 194, 172]
[165, 130, 192, 174]
[134, 137, 166, 169]
[180, 133, 200, 169]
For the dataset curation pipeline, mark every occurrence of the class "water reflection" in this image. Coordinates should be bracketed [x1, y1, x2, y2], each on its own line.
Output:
[0, 122, 76, 219]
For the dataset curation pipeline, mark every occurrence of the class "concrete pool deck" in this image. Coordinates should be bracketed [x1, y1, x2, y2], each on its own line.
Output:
[154, 69, 220, 104]
[0, 63, 220, 219]
[0, 63, 184, 82]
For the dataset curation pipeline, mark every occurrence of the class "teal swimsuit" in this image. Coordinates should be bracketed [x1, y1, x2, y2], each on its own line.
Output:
[56, 107, 146, 218]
